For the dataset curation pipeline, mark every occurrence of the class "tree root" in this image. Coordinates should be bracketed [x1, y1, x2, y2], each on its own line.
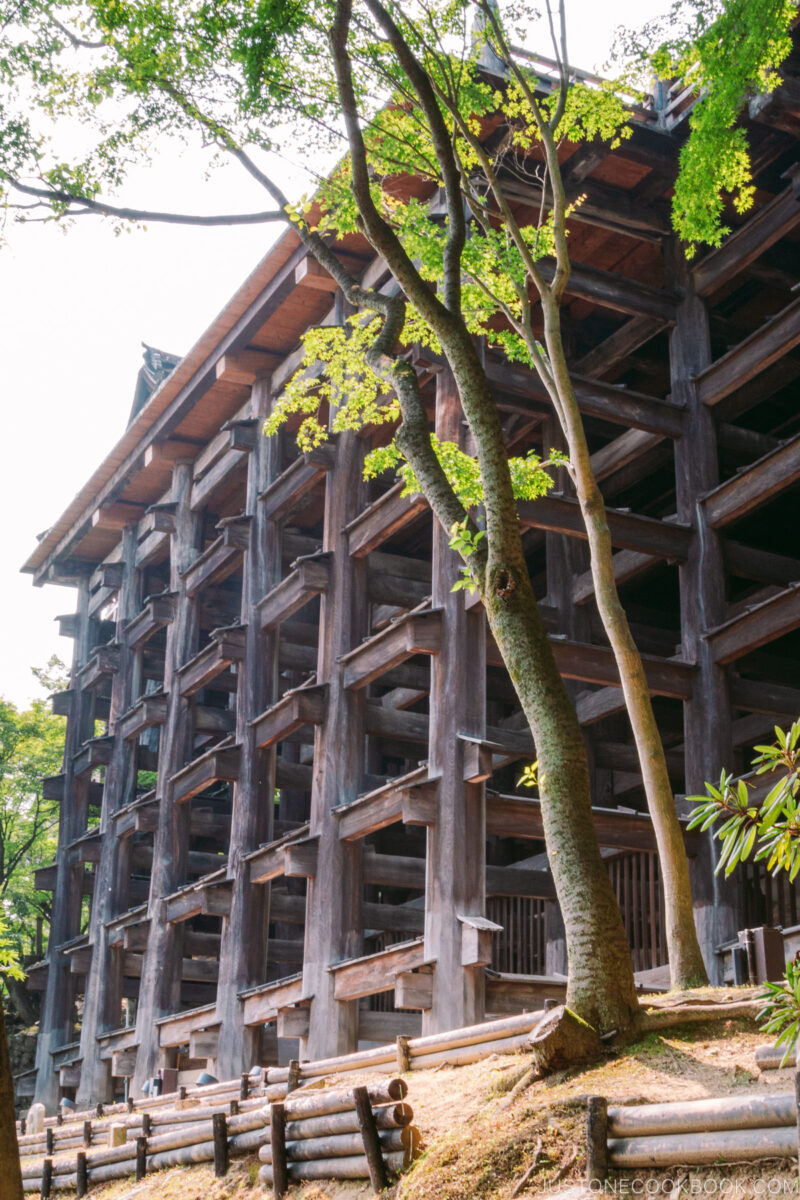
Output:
[509, 1135, 542, 1198]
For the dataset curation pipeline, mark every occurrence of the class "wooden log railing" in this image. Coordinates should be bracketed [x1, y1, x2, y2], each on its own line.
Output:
[585, 1090, 800, 1184]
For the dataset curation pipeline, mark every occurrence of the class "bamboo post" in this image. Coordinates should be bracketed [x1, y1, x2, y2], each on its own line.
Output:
[353, 1085, 389, 1193]
[76, 1150, 88, 1198]
[586, 1095, 608, 1186]
[83, 1119, 92, 1148]
[271, 1102, 288, 1200]
[287, 1060, 301, 1094]
[213, 1112, 229, 1177]
[240, 1072, 249, 1101]
[41, 1157, 53, 1200]
[136, 1135, 147, 1181]
[396, 1036, 410, 1074]
[46, 1126, 54, 1154]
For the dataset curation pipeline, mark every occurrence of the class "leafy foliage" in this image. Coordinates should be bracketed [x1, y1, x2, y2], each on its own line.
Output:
[0, 662, 67, 977]
[688, 721, 800, 1054]
[617, 0, 796, 251]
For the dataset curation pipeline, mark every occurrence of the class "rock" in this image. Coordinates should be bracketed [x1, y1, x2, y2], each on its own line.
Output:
[26, 1102, 46, 1134]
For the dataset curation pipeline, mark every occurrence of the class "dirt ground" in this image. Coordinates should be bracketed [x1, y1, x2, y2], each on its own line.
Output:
[24, 999, 800, 1200]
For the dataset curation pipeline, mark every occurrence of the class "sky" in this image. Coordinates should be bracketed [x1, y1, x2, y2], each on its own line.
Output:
[0, 0, 669, 708]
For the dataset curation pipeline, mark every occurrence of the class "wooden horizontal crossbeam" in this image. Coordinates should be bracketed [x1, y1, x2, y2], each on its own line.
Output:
[171, 744, 241, 804]
[178, 624, 246, 696]
[706, 584, 800, 664]
[257, 554, 331, 631]
[156, 1002, 219, 1048]
[341, 609, 443, 690]
[251, 684, 327, 748]
[240, 974, 306, 1026]
[336, 771, 440, 841]
[330, 938, 429, 1001]
[696, 295, 800, 407]
[702, 432, 800, 528]
[72, 735, 114, 776]
[116, 693, 168, 741]
[693, 165, 800, 295]
[182, 515, 252, 596]
[485, 794, 699, 854]
[259, 443, 337, 522]
[75, 644, 121, 691]
[346, 483, 429, 558]
[517, 494, 690, 559]
[123, 593, 176, 648]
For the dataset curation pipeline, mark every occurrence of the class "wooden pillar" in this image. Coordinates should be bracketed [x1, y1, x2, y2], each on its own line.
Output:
[668, 239, 740, 975]
[423, 367, 487, 1033]
[302, 430, 367, 1061]
[76, 525, 139, 1106]
[34, 576, 92, 1111]
[131, 460, 201, 1094]
[215, 379, 281, 1078]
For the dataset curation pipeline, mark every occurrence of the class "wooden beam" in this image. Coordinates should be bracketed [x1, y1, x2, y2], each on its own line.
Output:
[171, 745, 241, 804]
[341, 609, 443, 689]
[256, 554, 331, 631]
[250, 685, 327, 749]
[696, 295, 800, 407]
[182, 516, 252, 596]
[706, 584, 800, 664]
[702, 433, 800, 527]
[336, 772, 439, 841]
[573, 316, 666, 378]
[116, 693, 168, 741]
[693, 167, 800, 296]
[215, 349, 275, 385]
[346, 483, 429, 558]
[730, 675, 800, 718]
[123, 593, 176, 649]
[177, 625, 247, 697]
[518, 493, 690, 559]
[259, 444, 337, 522]
[485, 794, 698, 853]
[331, 938, 428, 1001]
[240, 975, 305, 1026]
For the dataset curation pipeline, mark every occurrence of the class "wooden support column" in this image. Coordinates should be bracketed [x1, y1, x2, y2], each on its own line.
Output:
[215, 379, 281, 1079]
[34, 575, 92, 1111]
[424, 368, 487, 1033]
[76, 525, 139, 1106]
[131, 461, 201, 1094]
[668, 240, 740, 975]
[303, 430, 367, 1061]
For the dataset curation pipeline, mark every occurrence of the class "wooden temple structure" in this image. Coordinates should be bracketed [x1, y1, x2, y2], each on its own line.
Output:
[20, 56, 800, 1109]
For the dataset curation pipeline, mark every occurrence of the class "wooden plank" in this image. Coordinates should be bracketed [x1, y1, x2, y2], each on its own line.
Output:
[116, 693, 168, 741]
[171, 745, 241, 804]
[345, 483, 429, 558]
[702, 433, 800, 528]
[485, 974, 567, 1014]
[246, 824, 312, 885]
[336, 772, 439, 841]
[259, 444, 337, 521]
[240, 975, 305, 1026]
[341, 609, 443, 689]
[215, 350, 275, 385]
[485, 794, 698, 854]
[534, 256, 679, 321]
[483, 357, 687, 438]
[696, 295, 800, 407]
[72, 736, 114, 776]
[182, 517, 252, 596]
[155, 1003, 219, 1047]
[284, 837, 319, 879]
[730, 676, 800, 717]
[693, 166, 800, 296]
[123, 593, 176, 648]
[74, 645, 121, 691]
[177, 625, 247, 696]
[330, 938, 428, 1001]
[91, 501, 146, 532]
[517, 494, 690, 559]
[250, 685, 327, 748]
[706, 584, 800, 664]
[256, 555, 331, 631]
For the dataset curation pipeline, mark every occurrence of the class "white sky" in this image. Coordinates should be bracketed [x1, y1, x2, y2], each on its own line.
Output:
[0, 0, 668, 708]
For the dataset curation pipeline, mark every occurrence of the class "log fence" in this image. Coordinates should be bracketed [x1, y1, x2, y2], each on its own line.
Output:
[585, 1089, 800, 1183]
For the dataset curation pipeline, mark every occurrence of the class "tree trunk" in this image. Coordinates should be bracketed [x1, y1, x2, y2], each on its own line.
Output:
[541, 301, 708, 989]
[6, 976, 37, 1027]
[484, 561, 640, 1032]
[0, 992, 24, 1200]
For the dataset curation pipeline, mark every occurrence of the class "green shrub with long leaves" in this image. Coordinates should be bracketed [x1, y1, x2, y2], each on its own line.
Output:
[688, 720, 800, 1058]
